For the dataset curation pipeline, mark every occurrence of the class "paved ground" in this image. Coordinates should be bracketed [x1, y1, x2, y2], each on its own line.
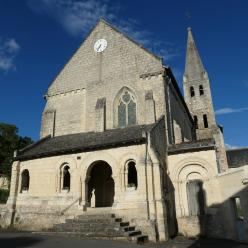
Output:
[0, 232, 247, 248]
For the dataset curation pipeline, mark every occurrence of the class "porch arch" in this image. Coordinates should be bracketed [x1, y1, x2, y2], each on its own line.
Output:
[85, 160, 115, 207]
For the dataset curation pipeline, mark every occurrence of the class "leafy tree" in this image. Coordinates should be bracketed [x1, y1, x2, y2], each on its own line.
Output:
[0, 123, 33, 179]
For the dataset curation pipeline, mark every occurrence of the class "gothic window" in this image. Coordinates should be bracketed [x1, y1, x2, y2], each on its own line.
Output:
[199, 85, 204, 95]
[117, 90, 137, 127]
[62, 165, 70, 191]
[190, 86, 195, 97]
[127, 161, 137, 189]
[21, 169, 30, 192]
[194, 116, 198, 129]
[203, 114, 208, 128]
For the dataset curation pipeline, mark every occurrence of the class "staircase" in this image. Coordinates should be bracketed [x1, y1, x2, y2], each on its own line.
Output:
[45, 213, 148, 244]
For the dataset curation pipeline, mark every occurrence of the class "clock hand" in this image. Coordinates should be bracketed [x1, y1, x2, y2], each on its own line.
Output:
[97, 44, 102, 51]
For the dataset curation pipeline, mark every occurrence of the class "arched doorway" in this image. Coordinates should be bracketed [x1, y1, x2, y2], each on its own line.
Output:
[186, 180, 205, 216]
[87, 161, 115, 207]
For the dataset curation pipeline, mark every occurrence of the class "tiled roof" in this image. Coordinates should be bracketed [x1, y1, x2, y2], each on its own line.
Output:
[226, 148, 248, 168]
[168, 139, 215, 155]
[15, 124, 153, 161]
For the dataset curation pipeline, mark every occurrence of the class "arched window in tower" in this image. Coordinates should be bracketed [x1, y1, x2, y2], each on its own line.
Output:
[199, 85, 204, 95]
[21, 169, 30, 192]
[117, 89, 137, 127]
[62, 165, 70, 191]
[194, 116, 198, 129]
[127, 161, 137, 189]
[190, 86, 195, 97]
[203, 114, 208, 128]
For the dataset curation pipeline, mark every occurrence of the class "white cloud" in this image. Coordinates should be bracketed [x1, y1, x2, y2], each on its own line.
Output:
[215, 107, 248, 115]
[225, 143, 239, 150]
[27, 0, 113, 36]
[0, 37, 20, 72]
[26, 0, 179, 62]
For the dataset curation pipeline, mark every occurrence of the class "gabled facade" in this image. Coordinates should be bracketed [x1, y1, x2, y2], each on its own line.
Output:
[1, 19, 248, 243]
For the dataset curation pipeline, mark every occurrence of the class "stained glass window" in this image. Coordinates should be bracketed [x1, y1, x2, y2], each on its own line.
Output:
[118, 102, 126, 128]
[117, 90, 137, 127]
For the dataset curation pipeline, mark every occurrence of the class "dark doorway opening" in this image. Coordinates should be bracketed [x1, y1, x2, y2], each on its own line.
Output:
[187, 180, 205, 216]
[127, 161, 137, 189]
[63, 165, 70, 190]
[88, 161, 115, 207]
[21, 169, 30, 192]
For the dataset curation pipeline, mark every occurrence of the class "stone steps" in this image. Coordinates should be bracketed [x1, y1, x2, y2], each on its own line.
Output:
[44, 213, 148, 244]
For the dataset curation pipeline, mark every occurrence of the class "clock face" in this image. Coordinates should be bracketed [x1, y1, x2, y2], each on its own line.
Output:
[94, 39, 107, 53]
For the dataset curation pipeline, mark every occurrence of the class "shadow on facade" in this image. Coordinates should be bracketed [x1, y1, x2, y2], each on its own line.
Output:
[166, 176, 178, 238]
[174, 184, 248, 243]
[0, 236, 43, 248]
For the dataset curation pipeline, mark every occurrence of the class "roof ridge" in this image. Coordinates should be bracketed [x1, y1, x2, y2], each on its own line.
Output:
[98, 18, 162, 62]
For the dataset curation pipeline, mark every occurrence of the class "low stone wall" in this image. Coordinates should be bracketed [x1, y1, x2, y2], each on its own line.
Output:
[177, 216, 202, 237]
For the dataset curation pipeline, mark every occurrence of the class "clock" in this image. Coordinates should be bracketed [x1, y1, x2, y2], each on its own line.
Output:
[94, 39, 107, 53]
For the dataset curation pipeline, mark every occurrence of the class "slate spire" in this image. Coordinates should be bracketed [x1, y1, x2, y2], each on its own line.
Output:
[184, 27, 206, 82]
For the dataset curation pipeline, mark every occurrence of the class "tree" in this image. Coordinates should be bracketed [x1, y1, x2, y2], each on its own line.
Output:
[0, 123, 33, 179]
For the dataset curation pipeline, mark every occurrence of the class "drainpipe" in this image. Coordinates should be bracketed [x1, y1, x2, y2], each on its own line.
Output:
[144, 131, 150, 221]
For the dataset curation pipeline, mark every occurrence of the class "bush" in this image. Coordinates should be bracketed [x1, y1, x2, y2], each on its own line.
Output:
[0, 189, 9, 203]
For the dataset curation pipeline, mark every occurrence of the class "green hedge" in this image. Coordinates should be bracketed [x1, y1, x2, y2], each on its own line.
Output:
[0, 189, 9, 203]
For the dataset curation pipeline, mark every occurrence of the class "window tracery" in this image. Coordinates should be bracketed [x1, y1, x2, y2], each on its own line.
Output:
[117, 89, 137, 127]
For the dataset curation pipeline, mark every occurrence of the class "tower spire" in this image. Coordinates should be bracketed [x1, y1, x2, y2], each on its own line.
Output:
[183, 27, 228, 172]
[184, 27, 206, 82]
[183, 27, 215, 137]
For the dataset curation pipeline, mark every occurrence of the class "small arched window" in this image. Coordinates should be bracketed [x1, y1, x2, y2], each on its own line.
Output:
[117, 90, 137, 127]
[21, 169, 30, 192]
[190, 86, 195, 97]
[127, 161, 137, 189]
[199, 85, 204, 95]
[62, 165, 70, 191]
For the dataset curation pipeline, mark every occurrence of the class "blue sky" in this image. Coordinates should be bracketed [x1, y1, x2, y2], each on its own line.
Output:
[0, 0, 247, 148]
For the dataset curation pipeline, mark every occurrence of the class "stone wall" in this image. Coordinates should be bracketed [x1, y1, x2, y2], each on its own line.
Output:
[3, 142, 169, 241]
[168, 148, 248, 242]
[41, 20, 167, 138]
[167, 149, 221, 237]
[168, 80, 194, 143]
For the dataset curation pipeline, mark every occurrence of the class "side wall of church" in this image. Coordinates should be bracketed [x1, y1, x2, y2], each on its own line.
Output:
[168, 82, 194, 144]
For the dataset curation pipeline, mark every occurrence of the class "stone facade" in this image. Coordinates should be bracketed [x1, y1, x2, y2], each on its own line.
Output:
[1, 19, 248, 243]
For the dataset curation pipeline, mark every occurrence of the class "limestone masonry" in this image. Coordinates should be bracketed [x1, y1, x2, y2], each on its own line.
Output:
[1, 19, 248, 243]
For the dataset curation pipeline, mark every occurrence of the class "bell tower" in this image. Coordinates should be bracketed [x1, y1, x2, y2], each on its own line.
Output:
[183, 27, 216, 140]
[183, 27, 228, 172]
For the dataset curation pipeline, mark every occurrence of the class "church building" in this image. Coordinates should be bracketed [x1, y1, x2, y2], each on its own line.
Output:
[1, 19, 248, 243]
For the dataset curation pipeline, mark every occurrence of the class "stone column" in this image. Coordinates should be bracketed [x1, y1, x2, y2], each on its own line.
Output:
[5, 161, 21, 226]
[152, 162, 169, 241]
[81, 176, 90, 207]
